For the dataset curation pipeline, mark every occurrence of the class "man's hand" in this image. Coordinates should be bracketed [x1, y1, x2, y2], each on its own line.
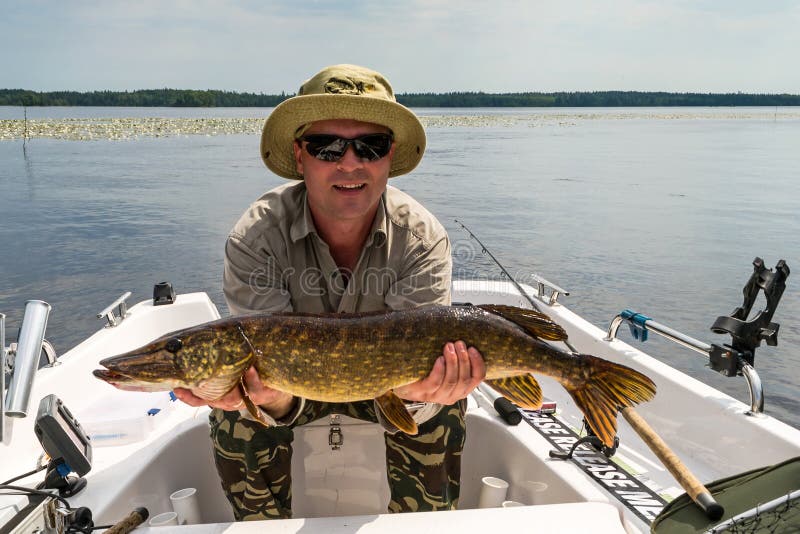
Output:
[173, 366, 296, 420]
[395, 341, 486, 404]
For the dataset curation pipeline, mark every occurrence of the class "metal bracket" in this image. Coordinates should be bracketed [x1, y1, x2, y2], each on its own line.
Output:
[41, 340, 59, 367]
[44, 499, 70, 533]
[550, 435, 619, 460]
[4, 343, 16, 374]
[328, 415, 343, 450]
[529, 273, 570, 305]
[96, 292, 132, 327]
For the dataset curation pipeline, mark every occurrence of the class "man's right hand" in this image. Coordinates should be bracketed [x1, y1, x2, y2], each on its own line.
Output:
[173, 366, 296, 420]
[394, 340, 485, 404]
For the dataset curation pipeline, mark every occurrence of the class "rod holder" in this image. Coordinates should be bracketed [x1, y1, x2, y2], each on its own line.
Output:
[4, 300, 52, 418]
[605, 310, 765, 414]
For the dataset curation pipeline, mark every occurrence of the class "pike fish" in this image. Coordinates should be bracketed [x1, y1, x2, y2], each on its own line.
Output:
[93, 304, 656, 447]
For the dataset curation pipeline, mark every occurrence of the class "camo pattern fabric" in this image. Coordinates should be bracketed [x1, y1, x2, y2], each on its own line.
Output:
[209, 398, 466, 521]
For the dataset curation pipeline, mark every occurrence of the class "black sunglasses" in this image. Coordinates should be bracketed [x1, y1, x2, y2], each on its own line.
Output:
[300, 133, 393, 162]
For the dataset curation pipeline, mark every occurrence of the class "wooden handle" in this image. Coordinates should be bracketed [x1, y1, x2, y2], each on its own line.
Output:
[621, 407, 724, 521]
[103, 507, 149, 534]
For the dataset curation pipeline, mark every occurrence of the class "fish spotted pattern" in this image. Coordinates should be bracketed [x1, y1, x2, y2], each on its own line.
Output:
[94, 304, 657, 448]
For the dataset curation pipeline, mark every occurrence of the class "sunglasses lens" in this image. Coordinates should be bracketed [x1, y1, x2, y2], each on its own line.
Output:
[303, 135, 347, 162]
[302, 134, 392, 162]
[353, 134, 393, 161]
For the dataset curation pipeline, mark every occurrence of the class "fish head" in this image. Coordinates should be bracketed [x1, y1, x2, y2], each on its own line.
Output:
[93, 321, 253, 400]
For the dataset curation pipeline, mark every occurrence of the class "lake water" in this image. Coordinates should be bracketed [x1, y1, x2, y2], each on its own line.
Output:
[1, 106, 798, 429]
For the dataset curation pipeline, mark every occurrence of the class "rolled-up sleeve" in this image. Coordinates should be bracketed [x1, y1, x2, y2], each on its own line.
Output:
[386, 233, 452, 310]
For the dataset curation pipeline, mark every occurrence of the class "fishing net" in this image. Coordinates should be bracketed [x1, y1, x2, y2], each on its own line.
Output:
[707, 490, 800, 533]
[651, 456, 800, 534]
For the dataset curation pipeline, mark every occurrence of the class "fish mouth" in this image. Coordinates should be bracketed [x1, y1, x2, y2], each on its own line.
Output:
[97, 348, 183, 383]
[93, 368, 129, 383]
[92, 368, 174, 392]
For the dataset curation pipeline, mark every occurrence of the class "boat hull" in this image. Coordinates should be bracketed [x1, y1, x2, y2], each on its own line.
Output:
[2, 281, 798, 533]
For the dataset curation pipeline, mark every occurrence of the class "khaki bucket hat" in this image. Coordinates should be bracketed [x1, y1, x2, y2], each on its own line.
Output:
[260, 64, 426, 179]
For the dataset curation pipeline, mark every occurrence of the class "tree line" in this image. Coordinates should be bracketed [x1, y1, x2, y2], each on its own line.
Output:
[1, 88, 798, 107]
[0, 89, 288, 107]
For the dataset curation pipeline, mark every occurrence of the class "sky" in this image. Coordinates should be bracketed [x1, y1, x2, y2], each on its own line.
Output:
[1, 0, 799, 94]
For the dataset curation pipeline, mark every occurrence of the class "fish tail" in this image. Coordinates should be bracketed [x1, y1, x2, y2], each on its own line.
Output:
[565, 355, 656, 448]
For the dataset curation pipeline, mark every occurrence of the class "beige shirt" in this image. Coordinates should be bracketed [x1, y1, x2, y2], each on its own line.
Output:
[223, 182, 452, 315]
[222, 181, 452, 428]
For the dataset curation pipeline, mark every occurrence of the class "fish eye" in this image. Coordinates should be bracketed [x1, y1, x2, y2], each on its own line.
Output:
[165, 338, 182, 353]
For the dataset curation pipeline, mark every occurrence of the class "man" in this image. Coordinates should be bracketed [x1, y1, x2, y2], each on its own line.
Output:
[174, 64, 486, 520]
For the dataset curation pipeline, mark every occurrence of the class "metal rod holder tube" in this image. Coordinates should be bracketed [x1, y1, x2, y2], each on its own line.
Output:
[606, 312, 765, 414]
[606, 314, 711, 356]
[641, 319, 712, 356]
[740, 362, 764, 415]
[4, 300, 51, 418]
[605, 315, 625, 341]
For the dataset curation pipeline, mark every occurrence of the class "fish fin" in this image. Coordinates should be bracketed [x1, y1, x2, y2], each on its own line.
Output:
[565, 355, 657, 448]
[478, 304, 568, 341]
[239, 381, 273, 427]
[375, 391, 418, 435]
[486, 375, 543, 409]
[193, 375, 240, 401]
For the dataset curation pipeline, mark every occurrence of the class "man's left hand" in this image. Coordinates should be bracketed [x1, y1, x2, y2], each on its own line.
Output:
[395, 341, 486, 405]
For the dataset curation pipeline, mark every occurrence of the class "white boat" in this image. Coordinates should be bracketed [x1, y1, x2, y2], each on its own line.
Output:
[2, 276, 799, 533]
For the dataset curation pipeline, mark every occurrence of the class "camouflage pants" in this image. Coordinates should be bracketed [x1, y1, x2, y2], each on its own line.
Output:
[209, 399, 466, 521]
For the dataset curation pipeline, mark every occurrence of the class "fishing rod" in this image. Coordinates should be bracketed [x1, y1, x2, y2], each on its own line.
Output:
[453, 219, 579, 352]
[453, 219, 543, 313]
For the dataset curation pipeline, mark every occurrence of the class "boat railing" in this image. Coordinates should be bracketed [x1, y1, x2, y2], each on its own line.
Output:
[604, 310, 765, 415]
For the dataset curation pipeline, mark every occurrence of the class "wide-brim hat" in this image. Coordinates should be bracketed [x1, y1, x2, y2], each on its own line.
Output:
[260, 64, 426, 179]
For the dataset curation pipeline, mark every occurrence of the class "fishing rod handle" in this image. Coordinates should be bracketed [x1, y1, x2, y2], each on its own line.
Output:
[620, 408, 724, 521]
[103, 507, 149, 534]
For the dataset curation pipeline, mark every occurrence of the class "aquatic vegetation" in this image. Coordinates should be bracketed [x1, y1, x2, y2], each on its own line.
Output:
[1, 110, 797, 141]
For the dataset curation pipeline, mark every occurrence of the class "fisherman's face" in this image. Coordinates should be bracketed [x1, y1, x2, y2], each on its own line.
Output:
[293, 119, 395, 225]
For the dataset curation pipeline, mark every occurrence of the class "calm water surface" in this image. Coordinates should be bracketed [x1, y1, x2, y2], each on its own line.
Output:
[1, 106, 798, 429]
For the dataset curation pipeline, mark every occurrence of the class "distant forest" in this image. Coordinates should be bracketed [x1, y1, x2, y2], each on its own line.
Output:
[1, 88, 798, 107]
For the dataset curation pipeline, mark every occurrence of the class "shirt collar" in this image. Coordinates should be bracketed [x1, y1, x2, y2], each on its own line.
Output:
[289, 188, 315, 242]
[289, 188, 388, 248]
[365, 195, 388, 248]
